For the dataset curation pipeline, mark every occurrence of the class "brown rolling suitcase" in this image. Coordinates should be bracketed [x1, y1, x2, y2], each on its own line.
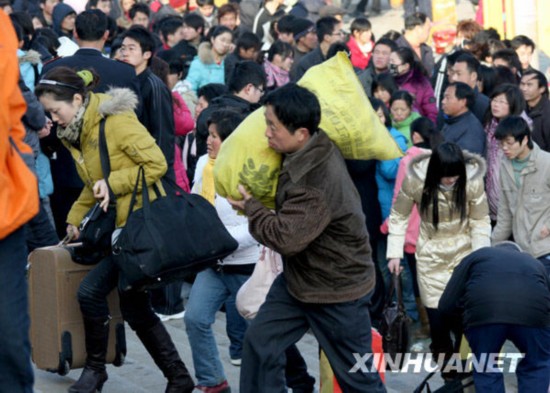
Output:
[28, 246, 126, 375]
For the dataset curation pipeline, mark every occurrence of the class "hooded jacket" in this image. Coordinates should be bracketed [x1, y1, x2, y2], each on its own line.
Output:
[244, 131, 376, 304]
[64, 88, 167, 228]
[18, 49, 42, 92]
[52, 3, 76, 38]
[387, 151, 491, 308]
[491, 143, 550, 258]
[395, 68, 438, 123]
[185, 42, 226, 93]
[0, 10, 39, 239]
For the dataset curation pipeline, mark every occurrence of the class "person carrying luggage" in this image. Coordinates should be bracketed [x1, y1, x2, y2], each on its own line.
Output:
[35, 66, 195, 393]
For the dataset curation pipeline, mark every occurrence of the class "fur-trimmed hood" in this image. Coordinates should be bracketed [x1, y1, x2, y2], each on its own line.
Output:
[18, 49, 42, 65]
[96, 88, 139, 117]
[407, 149, 487, 185]
[197, 42, 216, 65]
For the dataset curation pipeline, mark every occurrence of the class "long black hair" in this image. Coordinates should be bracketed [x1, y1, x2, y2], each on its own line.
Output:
[420, 142, 467, 230]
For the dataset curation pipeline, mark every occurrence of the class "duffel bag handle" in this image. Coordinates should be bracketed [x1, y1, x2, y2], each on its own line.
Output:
[385, 273, 406, 312]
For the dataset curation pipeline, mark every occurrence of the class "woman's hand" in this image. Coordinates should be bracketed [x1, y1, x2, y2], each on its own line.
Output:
[66, 224, 80, 241]
[93, 179, 110, 212]
[388, 258, 403, 275]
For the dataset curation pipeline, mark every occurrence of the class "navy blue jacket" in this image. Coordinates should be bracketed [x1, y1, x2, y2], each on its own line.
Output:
[442, 111, 486, 155]
[439, 246, 550, 328]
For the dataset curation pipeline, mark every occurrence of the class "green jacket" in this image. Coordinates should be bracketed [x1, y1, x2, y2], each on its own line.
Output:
[392, 111, 421, 148]
[65, 88, 167, 228]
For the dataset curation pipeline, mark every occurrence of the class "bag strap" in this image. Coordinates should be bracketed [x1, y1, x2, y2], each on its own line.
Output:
[98, 118, 116, 202]
[413, 371, 436, 393]
[385, 273, 406, 311]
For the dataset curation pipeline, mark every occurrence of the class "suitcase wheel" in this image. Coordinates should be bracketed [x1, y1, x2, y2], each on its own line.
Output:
[113, 322, 127, 367]
[57, 331, 73, 375]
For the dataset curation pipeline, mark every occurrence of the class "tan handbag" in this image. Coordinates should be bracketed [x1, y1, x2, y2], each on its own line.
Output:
[236, 247, 283, 320]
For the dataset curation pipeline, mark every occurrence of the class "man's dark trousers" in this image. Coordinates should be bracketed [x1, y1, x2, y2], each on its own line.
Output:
[240, 274, 386, 392]
[465, 323, 550, 393]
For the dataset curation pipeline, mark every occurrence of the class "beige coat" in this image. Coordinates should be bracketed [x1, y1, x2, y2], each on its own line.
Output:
[387, 151, 491, 308]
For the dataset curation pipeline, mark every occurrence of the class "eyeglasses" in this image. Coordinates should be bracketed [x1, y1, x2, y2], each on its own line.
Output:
[498, 139, 518, 148]
[255, 85, 265, 95]
[492, 99, 509, 106]
[331, 30, 345, 37]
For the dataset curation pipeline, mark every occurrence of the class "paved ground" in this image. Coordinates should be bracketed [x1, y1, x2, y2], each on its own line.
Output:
[34, 312, 519, 392]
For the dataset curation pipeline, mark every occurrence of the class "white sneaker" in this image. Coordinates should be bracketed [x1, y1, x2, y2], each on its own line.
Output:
[157, 311, 185, 322]
[230, 358, 242, 366]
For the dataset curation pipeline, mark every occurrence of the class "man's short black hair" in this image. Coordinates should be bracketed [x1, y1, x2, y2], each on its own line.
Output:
[454, 53, 480, 76]
[373, 37, 397, 52]
[494, 115, 533, 149]
[129, 3, 150, 19]
[264, 84, 320, 135]
[197, 83, 228, 102]
[228, 61, 266, 94]
[75, 10, 108, 41]
[86, 0, 110, 10]
[183, 13, 205, 34]
[448, 82, 475, 110]
[511, 35, 535, 51]
[207, 108, 244, 141]
[492, 48, 522, 72]
[522, 69, 549, 98]
[122, 26, 156, 62]
[235, 31, 261, 52]
[159, 16, 184, 42]
[404, 12, 428, 31]
[315, 16, 339, 43]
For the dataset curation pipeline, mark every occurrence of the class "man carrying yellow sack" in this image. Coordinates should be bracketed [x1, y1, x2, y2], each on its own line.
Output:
[0, 8, 40, 393]
[228, 84, 386, 393]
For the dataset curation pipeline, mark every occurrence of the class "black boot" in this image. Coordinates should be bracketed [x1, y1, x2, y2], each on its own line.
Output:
[68, 316, 110, 393]
[136, 322, 194, 393]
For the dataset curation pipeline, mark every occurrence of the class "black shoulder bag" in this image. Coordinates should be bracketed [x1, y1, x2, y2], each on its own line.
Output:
[73, 118, 117, 265]
[379, 273, 412, 366]
[113, 167, 239, 291]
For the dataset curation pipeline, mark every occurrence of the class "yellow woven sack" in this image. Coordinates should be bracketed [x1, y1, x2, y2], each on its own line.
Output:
[214, 51, 403, 208]
[298, 52, 403, 161]
[214, 108, 280, 209]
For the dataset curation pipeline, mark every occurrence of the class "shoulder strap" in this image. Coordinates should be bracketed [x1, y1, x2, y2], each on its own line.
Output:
[98, 118, 116, 202]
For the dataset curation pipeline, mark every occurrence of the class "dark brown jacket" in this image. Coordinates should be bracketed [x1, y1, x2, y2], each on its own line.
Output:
[244, 131, 375, 303]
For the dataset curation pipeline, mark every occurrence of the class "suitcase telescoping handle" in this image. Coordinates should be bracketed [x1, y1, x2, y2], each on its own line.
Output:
[58, 234, 82, 248]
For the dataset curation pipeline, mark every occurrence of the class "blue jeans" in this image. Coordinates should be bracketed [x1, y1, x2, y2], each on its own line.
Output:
[184, 268, 249, 386]
[377, 237, 419, 321]
[465, 324, 550, 393]
[0, 228, 34, 393]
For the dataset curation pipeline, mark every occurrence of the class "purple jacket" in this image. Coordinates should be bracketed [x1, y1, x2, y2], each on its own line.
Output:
[395, 69, 438, 123]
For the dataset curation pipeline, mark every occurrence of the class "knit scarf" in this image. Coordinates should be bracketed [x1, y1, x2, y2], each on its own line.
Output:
[264, 60, 290, 89]
[56, 97, 89, 145]
[200, 157, 216, 205]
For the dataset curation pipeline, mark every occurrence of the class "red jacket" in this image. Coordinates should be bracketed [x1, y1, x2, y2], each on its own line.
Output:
[0, 9, 39, 239]
[346, 36, 373, 70]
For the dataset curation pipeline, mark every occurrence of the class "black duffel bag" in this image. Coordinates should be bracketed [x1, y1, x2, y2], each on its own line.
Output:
[113, 167, 238, 291]
[379, 273, 412, 366]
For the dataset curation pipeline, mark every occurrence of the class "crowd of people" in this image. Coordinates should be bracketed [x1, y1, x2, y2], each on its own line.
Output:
[2, 0, 550, 392]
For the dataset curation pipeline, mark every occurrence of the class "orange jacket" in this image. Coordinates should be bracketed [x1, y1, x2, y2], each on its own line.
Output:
[0, 9, 39, 240]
